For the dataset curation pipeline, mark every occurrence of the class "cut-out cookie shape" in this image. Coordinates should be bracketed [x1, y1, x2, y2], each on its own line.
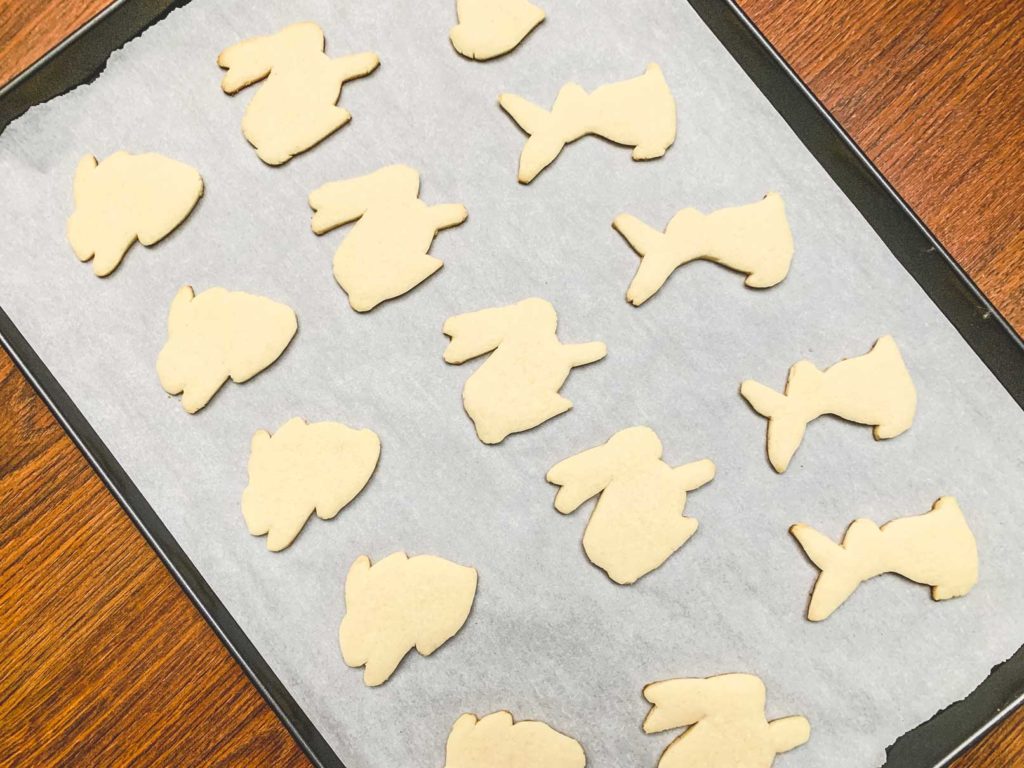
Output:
[67, 152, 203, 277]
[499, 63, 676, 183]
[740, 335, 916, 473]
[547, 426, 715, 584]
[450, 0, 545, 61]
[242, 417, 380, 551]
[444, 711, 586, 768]
[157, 286, 297, 413]
[643, 674, 810, 768]
[340, 552, 477, 686]
[613, 192, 793, 306]
[791, 496, 978, 621]
[443, 298, 606, 443]
[218, 22, 379, 165]
[309, 165, 468, 311]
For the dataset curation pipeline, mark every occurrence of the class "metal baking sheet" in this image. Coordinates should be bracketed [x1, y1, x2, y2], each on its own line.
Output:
[1, 1, 1022, 767]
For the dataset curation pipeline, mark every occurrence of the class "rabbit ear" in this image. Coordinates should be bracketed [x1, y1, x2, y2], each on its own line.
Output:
[642, 678, 711, 733]
[740, 379, 787, 418]
[547, 442, 612, 514]
[443, 304, 516, 363]
[548, 427, 656, 514]
[310, 165, 419, 233]
[218, 24, 313, 93]
[790, 523, 865, 621]
[499, 93, 549, 135]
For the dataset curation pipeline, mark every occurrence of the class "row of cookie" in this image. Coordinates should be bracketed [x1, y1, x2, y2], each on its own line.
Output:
[216, 19, 678, 185]
[72, 149, 792, 316]
[246, 410, 977, 617]
[149, 263, 915, 463]
[355, 560, 808, 765]
[340, 499, 973, 763]
[344, 550, 809, 766]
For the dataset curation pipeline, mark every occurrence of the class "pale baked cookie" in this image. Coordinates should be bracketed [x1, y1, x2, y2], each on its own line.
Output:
[443, 298, 606, 444]
[157, 286, 297, 413]
[218, 22, 379, 165]
[499, 63, 676, 183]
[791, 496, 978, 621]
[309, 165, 468, 311]
[614, 192, 793, 305]
[242, 417, 380, 551]
[67, 152, 203, 277]
[444, 711, 586, 768]
[340, 552, 477, 686]
[643, 674, 810, 768]
[740, 335, 916, 472]
[547, 426, 714, 584]
[450, 0, 545, 61]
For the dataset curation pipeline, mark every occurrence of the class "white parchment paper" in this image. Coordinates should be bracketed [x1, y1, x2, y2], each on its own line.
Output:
[1, 1, 1022, 766]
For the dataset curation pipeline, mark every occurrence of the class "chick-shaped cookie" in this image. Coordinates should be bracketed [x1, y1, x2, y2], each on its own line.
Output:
[242, 417, 380, 551]
[157, 286, 297, 413]
[340, 552, 477, 686]
[67, 151, 203, 276]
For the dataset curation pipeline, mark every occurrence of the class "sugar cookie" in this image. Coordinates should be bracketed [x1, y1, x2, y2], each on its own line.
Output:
[613, 192, 793, 305]
[218, 22, 379, 165]
[443, 298, 606, 443]
[450, 0, 545, 61]
[791, 496, 978, 621]
[499, 63, 676, 183]
[157, 286, 297, 413]
[340, 552, 477, 686]
[309, 165, 468, 311]
[740, 335, 916, 472]
[444, 711, 586, 768]
[67, 152, 203, 277]
[242, 417, 380, 551]
[643, 673, 810, 768]
[547, 427, 714, 584]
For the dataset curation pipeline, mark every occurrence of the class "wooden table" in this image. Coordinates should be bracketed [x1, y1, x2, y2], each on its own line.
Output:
[0, 1, 1021, 765]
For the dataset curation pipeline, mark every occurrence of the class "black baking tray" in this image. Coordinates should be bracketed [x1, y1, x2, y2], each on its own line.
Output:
[1, 1, 1021, 766]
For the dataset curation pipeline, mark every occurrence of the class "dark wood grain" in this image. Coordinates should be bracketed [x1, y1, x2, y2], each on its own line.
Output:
[0, 1, 1021, 766]
[743, 0, 1024, 335]
[0, 0, 113, 86]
